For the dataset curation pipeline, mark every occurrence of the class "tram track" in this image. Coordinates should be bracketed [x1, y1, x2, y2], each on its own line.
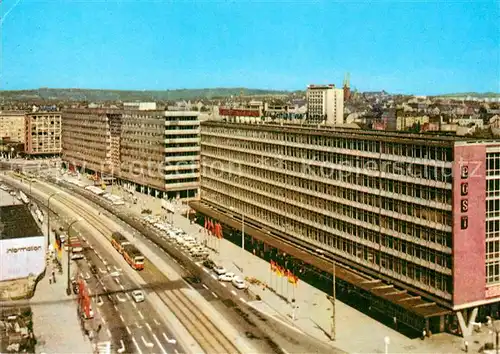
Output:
[34, 182, 242, 354]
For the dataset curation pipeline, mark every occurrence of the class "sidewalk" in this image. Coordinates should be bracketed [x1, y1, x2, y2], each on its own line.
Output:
[30, 228, 93, 354]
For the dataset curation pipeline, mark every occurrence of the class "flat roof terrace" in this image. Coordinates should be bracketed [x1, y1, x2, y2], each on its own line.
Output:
[0, 204, 42, 240]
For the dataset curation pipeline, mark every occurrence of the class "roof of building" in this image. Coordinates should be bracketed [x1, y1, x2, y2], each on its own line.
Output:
[0, 204, 42, 240]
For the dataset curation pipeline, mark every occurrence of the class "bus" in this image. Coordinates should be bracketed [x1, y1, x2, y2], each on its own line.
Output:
[111, 232, 130, 254]
[122, 244, 144, 271]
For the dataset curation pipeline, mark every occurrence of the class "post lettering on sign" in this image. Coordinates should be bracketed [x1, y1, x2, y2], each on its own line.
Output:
[461, 199, 468, 213]
[461, 216, 468, 230]
[461, 165, 469, 179]
[461, 182, 469, 196]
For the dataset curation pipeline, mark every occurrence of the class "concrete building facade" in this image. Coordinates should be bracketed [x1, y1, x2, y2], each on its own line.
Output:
[306, 84, 344, 125]
[0, 111, 26, 143]
[192, 120, 500, 336]
[61, 108, 200, 200]
[24, 112, 62, 156]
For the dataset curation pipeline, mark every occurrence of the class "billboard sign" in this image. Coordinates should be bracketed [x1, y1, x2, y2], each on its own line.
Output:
[219, 107, 260, 117]
[0, 236, 45, 281]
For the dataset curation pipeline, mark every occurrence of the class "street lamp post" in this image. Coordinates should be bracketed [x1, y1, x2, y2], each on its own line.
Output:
[66, 218, 83, 296]
[47, 191, 60, 248]
[330, 259, 336, 341]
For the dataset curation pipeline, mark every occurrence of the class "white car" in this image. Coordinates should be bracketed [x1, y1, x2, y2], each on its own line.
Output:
[232, 276, 247, 289]
[71, 253, 84, 260]
[219, 272, 235, 282]
[213, 265, 227, 275]
[131, 290, 145, 303]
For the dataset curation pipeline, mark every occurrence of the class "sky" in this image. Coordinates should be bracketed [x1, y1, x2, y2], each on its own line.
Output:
[0, 0, 498, 95]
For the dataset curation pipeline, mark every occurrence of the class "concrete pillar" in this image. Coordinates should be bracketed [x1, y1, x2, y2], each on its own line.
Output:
[457, 307, 478, 337]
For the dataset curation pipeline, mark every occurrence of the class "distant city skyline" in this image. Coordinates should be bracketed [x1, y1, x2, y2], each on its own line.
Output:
[0, 0, 498, 96]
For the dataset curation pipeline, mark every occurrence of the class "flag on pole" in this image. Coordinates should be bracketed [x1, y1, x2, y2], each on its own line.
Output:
[270, 260, 276, 272]
[204, 219, 207, 229]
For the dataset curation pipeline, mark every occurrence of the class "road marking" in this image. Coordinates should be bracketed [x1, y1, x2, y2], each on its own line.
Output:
[107, 294, 112, 300]
[103, 260, 108, 266]
[126, 326, 131, 335]
[114, 304, 118, 311]
[154, 319, 161, 326]
[99, 268, 107, 274]
[125, 293, 131, 300]
[97, 296, 103, 306]
[101, 316, 106, 324]
[88, 288, 92, 295]
[141, 336, 154, 348]
[211, 274, 217, 280]
[211, 291, 218, 298]
[202, 284, 209, 290]
[136, 322, 142, 329]
[117, 340, 126, 353]
[116, 294, 127, 302]
[221, 283, 226, 287]
[106, 328, 111, 338]
[132, 337, 143, 354]
[239, 297, 247, 303]
[174, 350, 180, 354]
[120, 284, 125, 290]
[281, 348, 291, 354]
[114, 266, 121, 272]
[231, 290, 237, 296]
[153, 334, 167, 354]
[132, 302, 137, 308]
[163, 332, 177, 344]
[145, 322, 152, 331]
[202, 268, 209, 273]
[138, 310, 144, 319]
[119, 315, 125, 322]
[102, 285, 107, 291]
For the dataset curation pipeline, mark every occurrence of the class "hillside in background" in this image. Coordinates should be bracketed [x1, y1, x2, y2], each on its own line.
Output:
[434, 92, 500, 98]
[0, 88, 298, 102]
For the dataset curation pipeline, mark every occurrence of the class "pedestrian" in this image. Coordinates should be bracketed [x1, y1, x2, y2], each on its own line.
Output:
[393, 316, 398, 330]
[422, 328, 426, 340]
[464, 340, 468, 353]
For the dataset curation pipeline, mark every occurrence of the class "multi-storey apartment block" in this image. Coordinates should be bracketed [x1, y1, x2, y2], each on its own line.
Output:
[0, 111, 26, 143]
[62, 109, 200, 200]
[306, 84, 344, 125]
[190, 120, 500, 336]
[24, 112, 62, 156]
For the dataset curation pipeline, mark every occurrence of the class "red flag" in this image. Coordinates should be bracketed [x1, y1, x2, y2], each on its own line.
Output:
[270, 260, 275, 271]
[204, 219, 207, 229]
[217, 223, 223, 239]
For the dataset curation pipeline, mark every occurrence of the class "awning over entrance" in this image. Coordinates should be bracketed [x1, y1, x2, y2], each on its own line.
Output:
[190, 200, 451, 319]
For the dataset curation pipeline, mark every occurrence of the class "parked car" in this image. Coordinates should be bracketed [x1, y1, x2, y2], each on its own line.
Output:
[131, 290, 145, 303]
[203, 259, 216, 269]
[71, 253, 84, 260]
[213, 265, 227, 275]
[219, 272, 235, 282]
[232, 276, 247, 289]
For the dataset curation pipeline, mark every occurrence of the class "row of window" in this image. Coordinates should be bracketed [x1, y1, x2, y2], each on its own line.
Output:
[202, 189, 452, 298]
[202, 176, 452, 263]
[201, 148, 453, 205]
[202, 126, 454, 161]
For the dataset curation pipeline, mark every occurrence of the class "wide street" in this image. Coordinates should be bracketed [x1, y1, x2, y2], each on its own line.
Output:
[72, 222, 179, 354]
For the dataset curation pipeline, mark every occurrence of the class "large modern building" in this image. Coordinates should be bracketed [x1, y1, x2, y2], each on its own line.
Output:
[62, 109, 200, 200]
[24, 112, 62, 156]
[306, 84, 344, 125]
[191, 120, 500, 336]
[0, 111, 26, 143]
